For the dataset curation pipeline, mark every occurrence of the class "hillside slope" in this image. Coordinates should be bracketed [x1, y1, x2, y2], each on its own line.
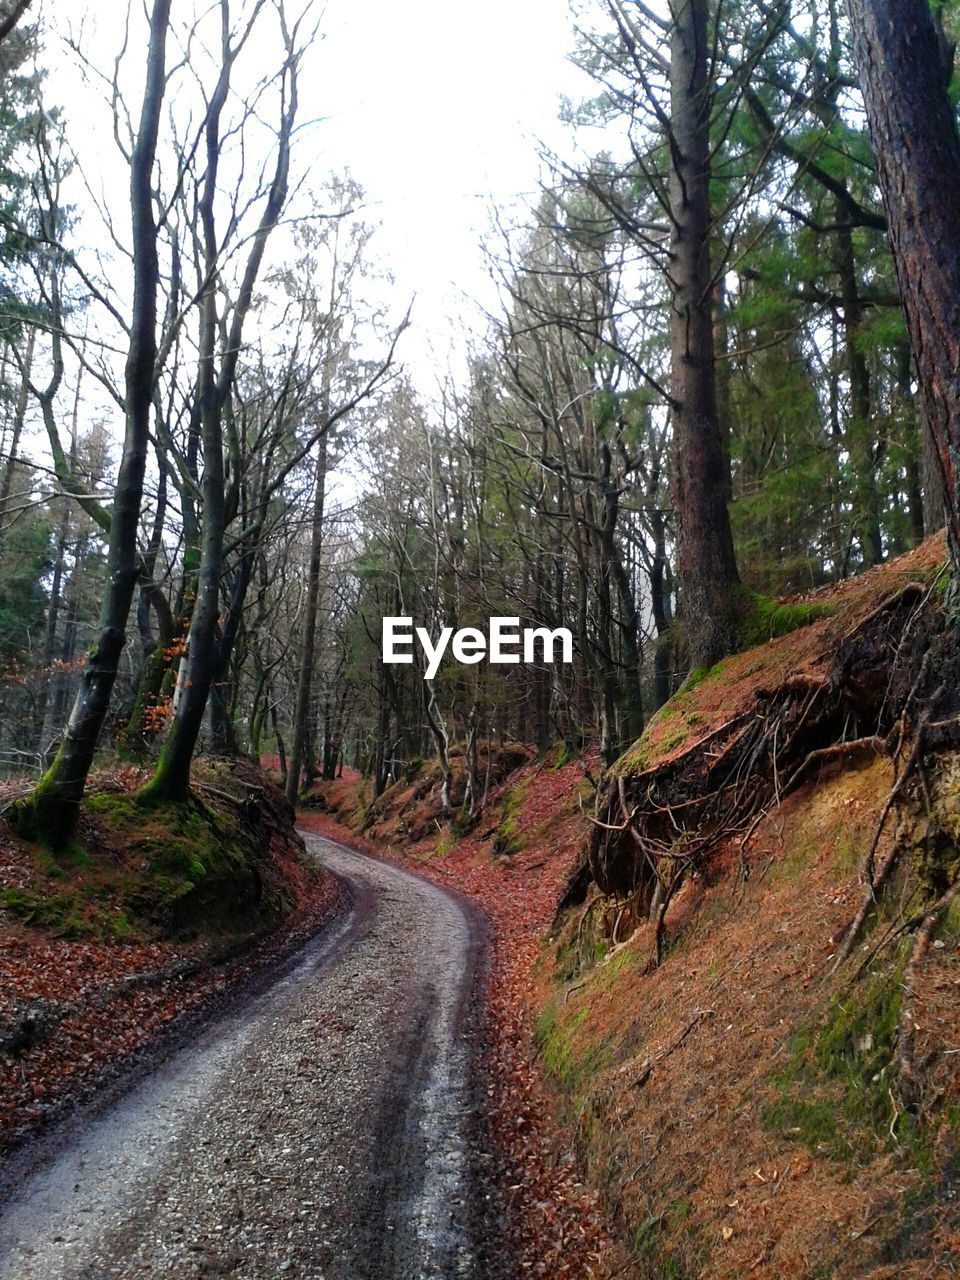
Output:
[317, 535, 959, 1279]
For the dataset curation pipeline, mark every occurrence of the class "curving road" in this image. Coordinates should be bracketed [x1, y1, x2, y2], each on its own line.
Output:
[0, 834, 503, 1280]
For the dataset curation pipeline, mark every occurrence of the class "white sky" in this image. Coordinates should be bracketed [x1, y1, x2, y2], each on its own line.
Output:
[41, 0, 596, 393]
[305, 0, 593, 377]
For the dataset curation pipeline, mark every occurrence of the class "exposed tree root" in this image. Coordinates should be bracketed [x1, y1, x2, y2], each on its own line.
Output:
[832, 718, 930, 969]
[587, 577, 960, 1035]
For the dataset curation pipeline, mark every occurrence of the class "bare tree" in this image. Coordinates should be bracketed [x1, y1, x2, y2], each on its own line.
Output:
[16, 0, 172, 843]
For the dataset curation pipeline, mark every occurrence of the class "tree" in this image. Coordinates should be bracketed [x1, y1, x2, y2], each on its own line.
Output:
[666, 0, 742, 665]
[844, 0, 960, 558]
[15, 0, 172, 843]
[139, 1, 311, 802]
[0, 1, 33, 46]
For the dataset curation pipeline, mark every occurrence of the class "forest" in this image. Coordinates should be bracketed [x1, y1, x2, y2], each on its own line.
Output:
[0, 0, 953, 820]
[1, 0, 960, 1276]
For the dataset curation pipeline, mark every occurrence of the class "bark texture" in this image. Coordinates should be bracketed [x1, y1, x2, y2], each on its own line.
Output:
[668, 0, 741, 667]
[845, 0, 960, 557]
[286, 433, 328, 806]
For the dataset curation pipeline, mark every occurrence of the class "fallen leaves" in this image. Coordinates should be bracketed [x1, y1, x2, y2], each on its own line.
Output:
[0, 859, 341, 1158]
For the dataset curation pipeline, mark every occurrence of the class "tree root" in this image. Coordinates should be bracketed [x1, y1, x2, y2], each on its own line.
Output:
[783, 735, 885, 796]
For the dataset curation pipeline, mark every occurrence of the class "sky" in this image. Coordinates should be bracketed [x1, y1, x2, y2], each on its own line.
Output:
[42, 0, 597, 394]
[304, 0, 594, 381]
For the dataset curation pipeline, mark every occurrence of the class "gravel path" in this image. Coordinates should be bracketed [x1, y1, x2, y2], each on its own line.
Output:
[0, 834, 499, 1280]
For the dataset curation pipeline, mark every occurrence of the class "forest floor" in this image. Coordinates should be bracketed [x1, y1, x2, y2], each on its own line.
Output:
[0, 759, 341, 1159]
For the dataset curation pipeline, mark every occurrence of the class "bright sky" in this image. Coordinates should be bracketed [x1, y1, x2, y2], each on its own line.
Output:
[304, 0, 594, 380]
[42, 0, 596, 392]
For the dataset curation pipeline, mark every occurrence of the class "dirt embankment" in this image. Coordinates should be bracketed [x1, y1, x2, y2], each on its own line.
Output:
[315, 534, 960, 1280]
[0, 758, 340, 1157]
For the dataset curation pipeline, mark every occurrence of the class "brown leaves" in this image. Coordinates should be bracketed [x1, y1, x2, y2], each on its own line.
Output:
[0, 864, 341, 1157]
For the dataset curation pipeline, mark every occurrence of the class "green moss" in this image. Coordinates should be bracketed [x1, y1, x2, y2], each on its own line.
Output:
[537, 993, 611, 1095]
[83, 787, 290, 935]
[615, 737, 651, 776]
[492, 780, 528, 857]
[630, 1200, 696, 1277]
[763, 948, 914, 1160]
[768, 837, 817, 885]
[613, 674, 718, 777]
[434, 828, 457, 856]
[735, 588, 834, 646]
[1, 886, 137, 940]
[449, 805, 475, 838]
[682, 660, 726, 693]
[536, 1000, 584, 1091]
[762, 1095, 850, 1159]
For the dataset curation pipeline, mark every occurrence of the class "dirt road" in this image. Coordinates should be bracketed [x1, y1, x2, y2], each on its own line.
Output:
[0, 834, 503, 1280]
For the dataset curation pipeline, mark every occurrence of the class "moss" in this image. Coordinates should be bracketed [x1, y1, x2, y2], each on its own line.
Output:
[434, 828, 457, 856]
[536, 1000, 611, 1098]
[944, 893, 960, 937]
[536, 1000, 585, 1092]
[449, 805, 476, 838]
[832, 831, 861, 881]
[734, 588, 834, 646]
[768, 837, 817, 885]
[762, 1095, 851, 1159]
[595, 944, 634, 984]
[85, 787, 289, 935]
[682, 660, 726, 693]
[763, 948, 912, 1160]
[615, 737, 651, 776]
[613, 675, 719, 777]
[492, 780, 528, 857]
[1, 886, 137, 940]
[630, 1199, 698, 1278]
[880, 1142, 960, 1267]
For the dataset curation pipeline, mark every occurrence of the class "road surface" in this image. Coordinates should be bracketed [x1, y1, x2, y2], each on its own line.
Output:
[0, 834, 502, 1280]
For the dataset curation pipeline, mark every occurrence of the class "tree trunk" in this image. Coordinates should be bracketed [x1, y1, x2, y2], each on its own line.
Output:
[141, 20, 297, 802]
[32, 492, 70, 751]
[836, 207, 883, 567]
[286, 432, 328, 806]
[0, 327, 34, 553]
[17, 0, 170, 843]
[845, 0, 960, 559]
[669, 0, 741, 667]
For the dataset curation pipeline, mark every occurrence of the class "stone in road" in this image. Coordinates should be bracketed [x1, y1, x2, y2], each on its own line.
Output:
[0, 835, 498, 1279]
